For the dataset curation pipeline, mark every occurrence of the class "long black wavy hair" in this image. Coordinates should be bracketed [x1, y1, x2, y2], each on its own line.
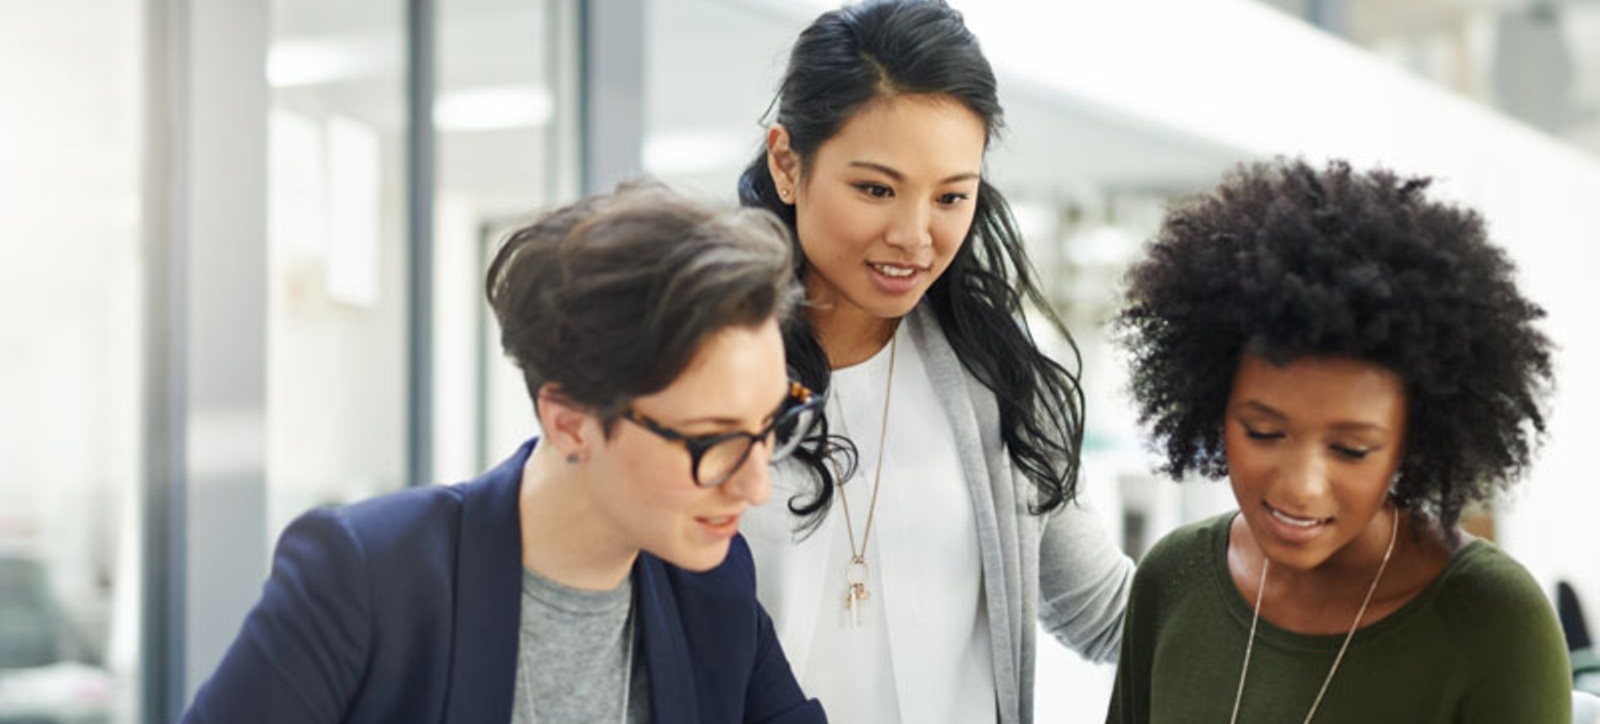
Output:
[736, 0, 1086, 529]
[1116, 158, 1553, 534]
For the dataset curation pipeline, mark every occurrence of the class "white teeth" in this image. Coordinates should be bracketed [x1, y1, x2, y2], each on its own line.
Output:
[872, 264, 915, 278]
[1270, 508, 1324, 528]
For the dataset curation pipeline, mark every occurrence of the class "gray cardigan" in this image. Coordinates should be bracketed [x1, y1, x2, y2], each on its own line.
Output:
[745, 304, 1134, 724]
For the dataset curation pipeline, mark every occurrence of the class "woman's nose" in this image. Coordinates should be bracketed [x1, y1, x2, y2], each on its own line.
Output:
[721, 442, 774, 507]
[1275, 445, 1332, 507]
[883, 200, 933, 251]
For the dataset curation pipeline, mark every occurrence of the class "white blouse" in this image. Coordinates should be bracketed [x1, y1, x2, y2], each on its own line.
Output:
[746, 325, 997, 724]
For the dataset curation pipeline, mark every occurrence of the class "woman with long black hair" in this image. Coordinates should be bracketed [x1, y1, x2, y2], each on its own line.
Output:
[736, 2, 1134, 722]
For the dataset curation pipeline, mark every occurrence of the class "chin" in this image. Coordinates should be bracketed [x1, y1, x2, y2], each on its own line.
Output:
[662, 540, 733, 573]
[1259, 539, 1341, 573]
[864, 298, 920, 322]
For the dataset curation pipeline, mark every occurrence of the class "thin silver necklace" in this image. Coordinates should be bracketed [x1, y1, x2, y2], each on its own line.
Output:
[1228, 507, 1400, 724]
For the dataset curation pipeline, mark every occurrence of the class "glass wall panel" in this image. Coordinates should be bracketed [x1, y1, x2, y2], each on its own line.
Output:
[434, 0, 579, 482]
[266, 1, 409, 535]
[0, 2, 144, 722]
[643, 0, 807, 203]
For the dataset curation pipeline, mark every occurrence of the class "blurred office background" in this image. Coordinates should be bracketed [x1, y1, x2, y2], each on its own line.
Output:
[2, 0, 1598, 721]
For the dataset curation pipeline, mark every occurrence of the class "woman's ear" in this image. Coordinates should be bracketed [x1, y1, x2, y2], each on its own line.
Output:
[766, 125, 800, 204]
[535, 383, 594, 463]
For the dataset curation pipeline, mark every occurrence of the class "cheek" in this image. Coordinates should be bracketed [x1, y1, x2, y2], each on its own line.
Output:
[1221, 427, 1250, 472]
[612, 446, 697, 519]
[930, 212, 973, 265]
[798, 192, 865, 258]
[1223, 436, 1271, 491]
[1344, 464, 1399, 507]
[928, 216, 968, 265]
[795, 221, 836, 268]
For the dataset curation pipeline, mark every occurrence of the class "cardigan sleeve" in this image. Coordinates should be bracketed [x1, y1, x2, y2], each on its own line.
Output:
[181, 506, 373, 723]
[1035, 492, 1135, 664]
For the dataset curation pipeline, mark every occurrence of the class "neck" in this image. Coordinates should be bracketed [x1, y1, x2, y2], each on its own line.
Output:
[518, 441, 639, 591]
[807, 298, 900, 370]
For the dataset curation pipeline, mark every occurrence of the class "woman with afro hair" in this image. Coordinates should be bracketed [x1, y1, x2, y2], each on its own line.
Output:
[1106, 158, 1571, 722]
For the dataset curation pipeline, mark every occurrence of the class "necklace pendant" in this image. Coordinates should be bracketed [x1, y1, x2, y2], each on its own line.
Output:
[846, 583, 866, 627]
[844, 557, 871, 627]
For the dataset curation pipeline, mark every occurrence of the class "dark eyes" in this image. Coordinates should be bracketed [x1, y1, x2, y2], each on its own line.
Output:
[851, 184, 971, 205]
[1241, 427, 1372, 461]
[1330, 445, 1372, 461]
[855, 183, 892, 198]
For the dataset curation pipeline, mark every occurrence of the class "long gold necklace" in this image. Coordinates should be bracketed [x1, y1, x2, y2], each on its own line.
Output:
[837, 333, 896, 628]
[1228, 507, 1400, 724]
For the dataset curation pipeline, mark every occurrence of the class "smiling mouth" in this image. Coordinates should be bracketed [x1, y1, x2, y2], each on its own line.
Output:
[869, 262, 920, 278]
[1266, 504, 1332, 528]
[698, 514, 737, 526]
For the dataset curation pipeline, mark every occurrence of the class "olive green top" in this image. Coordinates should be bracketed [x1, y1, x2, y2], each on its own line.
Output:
[1107, 513, 1572, 723]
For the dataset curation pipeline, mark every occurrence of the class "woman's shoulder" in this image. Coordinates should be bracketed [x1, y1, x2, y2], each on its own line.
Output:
[1141, 513, 1233, 569]
[324, 446, 526, 547]
[1429, 539, 1557, 624]
[273, 459, 525, 587]
[1420, 538, 1569, 671]
[338, 482, 465, 522]
[1125, 513, 1233, 603]
[1418, 539, 1573, 719]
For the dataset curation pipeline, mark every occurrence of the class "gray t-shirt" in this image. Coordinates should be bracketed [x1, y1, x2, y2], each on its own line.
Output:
[510, 567, 651, 724]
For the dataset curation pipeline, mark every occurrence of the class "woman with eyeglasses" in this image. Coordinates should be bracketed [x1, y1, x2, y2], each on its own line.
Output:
[183, 183, 829, 724]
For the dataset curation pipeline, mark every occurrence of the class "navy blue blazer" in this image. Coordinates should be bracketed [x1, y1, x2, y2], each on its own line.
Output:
[183, 440, 825, 723]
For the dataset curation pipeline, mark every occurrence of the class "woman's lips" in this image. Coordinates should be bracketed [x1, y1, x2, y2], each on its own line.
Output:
[1261, 502, 1332, 544]
[868, 262, 924, 294]
[695, 513, 742, 539]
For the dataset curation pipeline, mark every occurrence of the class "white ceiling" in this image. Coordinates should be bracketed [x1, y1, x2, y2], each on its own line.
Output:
[259, 0, 1598, 208]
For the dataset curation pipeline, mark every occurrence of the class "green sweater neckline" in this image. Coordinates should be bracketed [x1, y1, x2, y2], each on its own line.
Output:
[1205, 511, 1488, 652]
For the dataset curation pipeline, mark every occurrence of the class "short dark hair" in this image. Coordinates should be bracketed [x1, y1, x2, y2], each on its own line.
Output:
[737, 0, 1087, 526]
[486, 181, 798, 428]
[1116, 158, 1554, 533]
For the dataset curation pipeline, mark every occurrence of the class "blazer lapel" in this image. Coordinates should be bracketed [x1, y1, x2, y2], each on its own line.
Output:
[442, 441, 530, 722]
[634, 555, 700, 724]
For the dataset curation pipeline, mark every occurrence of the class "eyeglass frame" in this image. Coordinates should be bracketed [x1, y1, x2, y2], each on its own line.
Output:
[618, 380, 821, 487]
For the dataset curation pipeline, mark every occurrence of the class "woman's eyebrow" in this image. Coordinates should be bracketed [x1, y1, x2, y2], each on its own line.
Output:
[847, 160, 979, 184]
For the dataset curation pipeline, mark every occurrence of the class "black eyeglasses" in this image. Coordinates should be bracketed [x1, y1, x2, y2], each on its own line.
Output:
[619, 381, 822, 487]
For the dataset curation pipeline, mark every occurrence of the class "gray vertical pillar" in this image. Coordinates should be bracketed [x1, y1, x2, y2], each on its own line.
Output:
[142, 0, 269, 717]
[408, 0, 436, 487]
[140, 0, 185, 717]
[581, 0, 646, 194]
